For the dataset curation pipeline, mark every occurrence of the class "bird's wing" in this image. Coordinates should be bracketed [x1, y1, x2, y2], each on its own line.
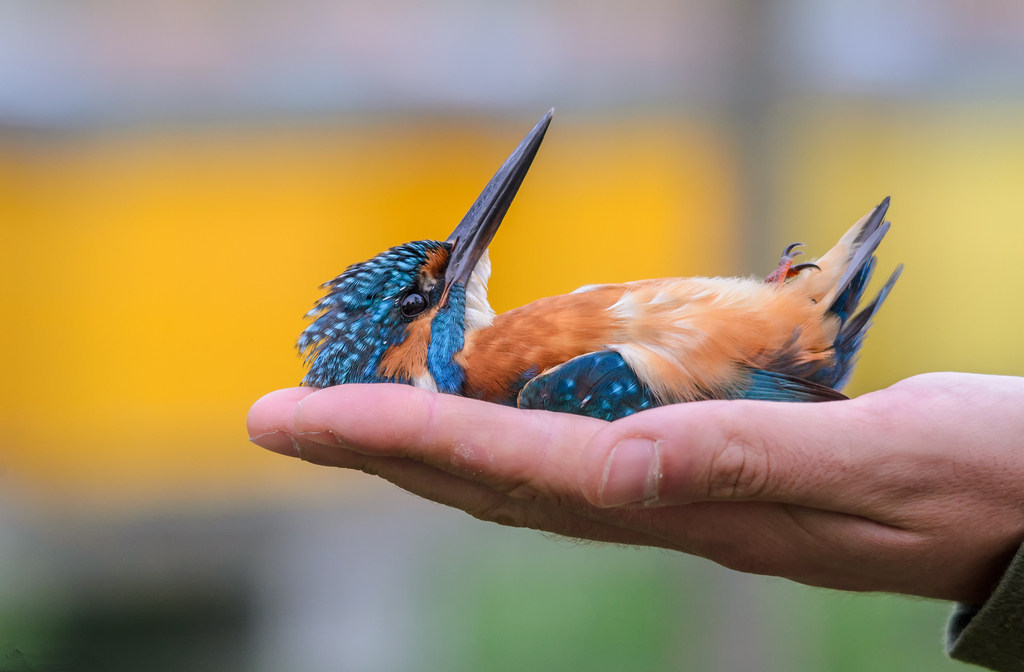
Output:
[517, 350, 658, 421]
[729, 369, 849, 402]
[518, 350, 847, 421]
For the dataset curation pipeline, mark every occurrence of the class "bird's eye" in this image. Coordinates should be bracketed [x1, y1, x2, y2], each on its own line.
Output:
[400, 291, 429, 317]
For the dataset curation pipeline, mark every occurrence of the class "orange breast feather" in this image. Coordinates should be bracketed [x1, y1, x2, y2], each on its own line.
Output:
[459, 286, 628, 403]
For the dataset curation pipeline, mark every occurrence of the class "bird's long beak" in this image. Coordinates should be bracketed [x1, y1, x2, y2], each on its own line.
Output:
[443, 109, 553, 295]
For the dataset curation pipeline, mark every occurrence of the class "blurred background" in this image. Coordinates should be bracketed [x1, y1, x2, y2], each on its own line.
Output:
[3, 1, 1024, 670]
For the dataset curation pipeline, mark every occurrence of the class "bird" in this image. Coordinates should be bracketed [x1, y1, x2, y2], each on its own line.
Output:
[298, 110, 901, 421]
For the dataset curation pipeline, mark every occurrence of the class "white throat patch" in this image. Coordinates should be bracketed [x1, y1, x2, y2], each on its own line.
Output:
[464, 249, 495, 332]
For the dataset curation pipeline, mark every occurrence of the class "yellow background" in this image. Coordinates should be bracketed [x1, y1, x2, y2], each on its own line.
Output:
[1, 116, 736, 506]
[4, 108, 1024, 507]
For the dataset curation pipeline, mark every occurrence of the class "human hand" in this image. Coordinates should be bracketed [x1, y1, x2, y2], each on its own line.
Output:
[247, 372, 1024, 604]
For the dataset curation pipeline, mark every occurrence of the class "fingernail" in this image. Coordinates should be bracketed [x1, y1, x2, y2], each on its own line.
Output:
[599, 438, 661, 507]
[250, 431, 299, 457]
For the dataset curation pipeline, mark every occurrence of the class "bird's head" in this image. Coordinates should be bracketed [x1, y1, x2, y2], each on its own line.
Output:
[299, 110, 552, 393]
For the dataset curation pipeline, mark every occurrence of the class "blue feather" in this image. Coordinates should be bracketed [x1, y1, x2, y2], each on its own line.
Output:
[518, 350, 658, 421]
[299, 240, 448, 388]
[809, 198, 900, 390]
[427, 283, 468, 394]
[728, 369, 848, 403]
[819, 265, 903, 390]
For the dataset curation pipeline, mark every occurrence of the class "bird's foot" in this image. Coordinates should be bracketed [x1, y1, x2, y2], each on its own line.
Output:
[765, 243, 820, 285]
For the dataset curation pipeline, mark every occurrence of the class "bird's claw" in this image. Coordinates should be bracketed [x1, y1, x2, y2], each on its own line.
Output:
[765, 243, 819, 285]
[782, 242, 805, 259]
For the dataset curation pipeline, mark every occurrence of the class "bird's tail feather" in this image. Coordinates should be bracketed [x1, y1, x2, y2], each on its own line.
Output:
[787, 197, 890, 307]
[818, 264, 902, 389]
[829, 200, 891, 310]
[806, 197, 899, 389]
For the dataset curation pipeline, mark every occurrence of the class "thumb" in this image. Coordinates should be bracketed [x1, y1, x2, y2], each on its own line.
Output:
[580, 397, 883, 510]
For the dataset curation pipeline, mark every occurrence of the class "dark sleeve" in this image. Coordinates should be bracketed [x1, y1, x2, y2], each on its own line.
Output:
[948, 543, 1024, 671]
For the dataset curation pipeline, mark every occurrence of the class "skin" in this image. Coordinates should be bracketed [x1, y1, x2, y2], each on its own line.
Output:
[247, 372, 1024, 605]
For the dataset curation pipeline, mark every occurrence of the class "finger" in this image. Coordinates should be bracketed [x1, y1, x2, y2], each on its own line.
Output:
[297, 425, 953, 599]
[580, 395, 896, 512]
[634, 500, 941, 596]
[324, 423, 926, 596]
[263, 385, 936, 596]
[292, 384, 606, 507]
[290, 432, 674, 549]
[247, 387, 318, 456]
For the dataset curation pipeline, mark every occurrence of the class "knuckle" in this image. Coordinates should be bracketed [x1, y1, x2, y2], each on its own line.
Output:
[461, 417, 576, 510]
[468, 495, 588, 540]
[504, 480, 546, 503]
[503, 480, 576, 510]
[356, 461, 380, 477]
[468, 494, 532, 529]
[446, 442, 551, 504]
[706, 431, 770, 500]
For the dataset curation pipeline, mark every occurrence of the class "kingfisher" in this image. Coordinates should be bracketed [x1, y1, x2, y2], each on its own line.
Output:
[298, 110, 901, 421]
